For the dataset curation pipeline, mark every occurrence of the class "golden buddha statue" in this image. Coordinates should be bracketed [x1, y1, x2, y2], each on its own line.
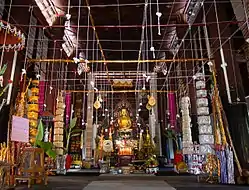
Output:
[118, 108, 132, 131]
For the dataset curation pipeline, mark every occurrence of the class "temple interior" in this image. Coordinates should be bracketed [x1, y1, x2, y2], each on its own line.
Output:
[1, 0, 249, 189]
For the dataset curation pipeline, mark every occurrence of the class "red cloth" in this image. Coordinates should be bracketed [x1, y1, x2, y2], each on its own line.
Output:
[174, 152, 183, 164]
[65, 154, 72, 170]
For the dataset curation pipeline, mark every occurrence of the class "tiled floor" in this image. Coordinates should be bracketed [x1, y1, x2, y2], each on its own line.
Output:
[13, 175, 249, 190]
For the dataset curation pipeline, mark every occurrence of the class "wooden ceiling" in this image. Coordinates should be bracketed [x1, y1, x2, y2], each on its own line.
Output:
[67, 0, 187, 71]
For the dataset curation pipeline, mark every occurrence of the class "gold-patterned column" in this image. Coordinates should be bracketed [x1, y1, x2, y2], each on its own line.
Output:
[85, 74, 94, 160]
[27, 80, 39, 144]
[53, 91, 65, 155]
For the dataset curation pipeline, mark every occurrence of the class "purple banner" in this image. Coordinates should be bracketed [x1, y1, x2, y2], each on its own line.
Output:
[168, 92, 176, 129]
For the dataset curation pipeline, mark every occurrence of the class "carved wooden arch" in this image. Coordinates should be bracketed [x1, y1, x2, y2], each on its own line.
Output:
[113, 99, 134, 119]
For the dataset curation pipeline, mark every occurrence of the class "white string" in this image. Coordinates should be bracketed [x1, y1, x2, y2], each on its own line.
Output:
[149, 0, 155, 59]
[0, 0, 13, 69]
[116, 0, 124, 62]
[49, 41, 56, 94]
[21, 6, 34, 80]
[135, 0, 148, 91]
[86, 8, 90, 59]
[75, 0, 81, 58]
[198, 26, 205, 75]
[229, 39, 239, 100]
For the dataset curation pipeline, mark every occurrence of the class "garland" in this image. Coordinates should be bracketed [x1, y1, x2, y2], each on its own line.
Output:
[0, 20, 25, 51]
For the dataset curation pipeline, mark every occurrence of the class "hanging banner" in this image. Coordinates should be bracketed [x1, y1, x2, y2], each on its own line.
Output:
[11, 116, 29, 143]
[0, 0, 4, 18]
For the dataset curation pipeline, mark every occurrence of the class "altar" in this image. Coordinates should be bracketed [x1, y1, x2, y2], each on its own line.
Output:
[96, 99, 156, 169]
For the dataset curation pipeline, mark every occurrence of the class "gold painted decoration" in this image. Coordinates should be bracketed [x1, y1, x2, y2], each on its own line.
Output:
[27, 80, 40, 144]
[148, 95, 156, 106]
[29, 96, 39, 103]
[31, 87, 39, 95]
[113, 79, 133, 87]
[28, 104, 39, 112]
[27, 111, 38, 120]
[53, 91, 65, 155]
[29, 120, 38, 127]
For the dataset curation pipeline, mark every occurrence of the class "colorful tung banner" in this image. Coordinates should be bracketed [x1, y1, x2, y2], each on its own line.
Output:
[38, 81, 45, 115]
[168, 92, 176, 129]
[65, 92, 71, 126]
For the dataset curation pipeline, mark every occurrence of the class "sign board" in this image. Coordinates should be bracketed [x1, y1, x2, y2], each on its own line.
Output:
[11, 116, 29, 143]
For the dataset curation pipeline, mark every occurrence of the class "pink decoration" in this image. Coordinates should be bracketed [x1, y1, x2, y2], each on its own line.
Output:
[11, 116, 29, 143]
[38, 81, 45, 115]
[168, 92, 176, 129]
[65, 92, 71, 126]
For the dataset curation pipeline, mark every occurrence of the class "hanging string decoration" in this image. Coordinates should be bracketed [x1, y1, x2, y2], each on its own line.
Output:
[168, 92, 176, 129]
[53, 91, 65, 155]
[195, 72, 214, 154]
[77, 52, 90, 75]
[0, 20, 25, 51]
[180, 96, 193, 154]
[27, 80, 40, 144]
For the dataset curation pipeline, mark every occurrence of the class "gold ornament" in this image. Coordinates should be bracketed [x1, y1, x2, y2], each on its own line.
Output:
[146, 103, 152, 110]
[94, 97, 101, 109]
[148, 95, 156, 106]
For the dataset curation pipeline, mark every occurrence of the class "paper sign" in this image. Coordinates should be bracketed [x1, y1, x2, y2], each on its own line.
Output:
[11, 116, 29, 143]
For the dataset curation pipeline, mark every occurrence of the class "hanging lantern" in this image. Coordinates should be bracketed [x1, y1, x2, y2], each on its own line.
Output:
[195, 73, 214, 155]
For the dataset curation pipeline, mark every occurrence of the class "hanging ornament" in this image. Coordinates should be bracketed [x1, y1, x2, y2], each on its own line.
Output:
[21, 68, 26, 81]
[146, 103, 152, 110]
[156, 11, 162, 35]
[103, 140, 113, 153]
[94, 97, 101, 110]
[0, 75, 3, 87]
[150, 46, 156, 59]
[77, 62, 84, 75]
[148, 95, 156, 106]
